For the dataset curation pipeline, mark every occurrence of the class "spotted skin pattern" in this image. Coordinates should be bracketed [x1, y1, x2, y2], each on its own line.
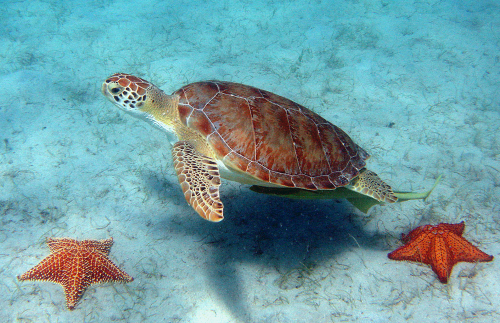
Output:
[103, 73, 152, 110]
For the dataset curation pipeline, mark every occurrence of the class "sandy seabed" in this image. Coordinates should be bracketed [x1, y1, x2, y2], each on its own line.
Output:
[1, 0, 499, 322]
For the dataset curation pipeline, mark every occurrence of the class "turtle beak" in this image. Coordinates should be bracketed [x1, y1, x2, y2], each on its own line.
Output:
[101, 82, 111, 98]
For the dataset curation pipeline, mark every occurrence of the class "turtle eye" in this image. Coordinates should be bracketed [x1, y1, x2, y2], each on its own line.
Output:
[108, 83, 123, 95]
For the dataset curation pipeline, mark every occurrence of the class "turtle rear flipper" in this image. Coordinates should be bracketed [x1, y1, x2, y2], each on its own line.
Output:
[347, 169, 398, 203]
[172, 141, 224, 222]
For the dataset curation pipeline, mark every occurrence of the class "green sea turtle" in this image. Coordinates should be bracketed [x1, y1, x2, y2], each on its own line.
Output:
[102, 73, 432, 221]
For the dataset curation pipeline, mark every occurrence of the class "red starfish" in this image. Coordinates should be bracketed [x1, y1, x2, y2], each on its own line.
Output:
[388, 221, 493, 283]
[18, 237, 133, 310]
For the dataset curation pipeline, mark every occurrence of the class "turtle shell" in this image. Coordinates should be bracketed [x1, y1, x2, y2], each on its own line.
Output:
[175, 81, 369, 190]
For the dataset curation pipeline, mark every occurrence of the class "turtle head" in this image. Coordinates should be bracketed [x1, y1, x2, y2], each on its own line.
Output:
[102, 73, 180, 140]
[102, 73, 152, 113]
[102, 73, 171, 119]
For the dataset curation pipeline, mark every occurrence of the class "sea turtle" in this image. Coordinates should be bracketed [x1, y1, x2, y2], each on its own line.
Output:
[102, 73, 399, 222]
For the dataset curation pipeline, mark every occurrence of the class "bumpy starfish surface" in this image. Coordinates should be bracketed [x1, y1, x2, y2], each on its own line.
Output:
[18, 237, 133, 310]
[388, 221, 493, 283]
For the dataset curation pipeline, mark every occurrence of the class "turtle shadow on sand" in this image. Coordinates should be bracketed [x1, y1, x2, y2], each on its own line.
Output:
[149, 177, 389, 321]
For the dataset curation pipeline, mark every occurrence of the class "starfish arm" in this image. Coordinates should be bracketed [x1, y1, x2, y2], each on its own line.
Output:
[402, 225, 428, 244]
[88, 252, 133, 284]
[429, 235, 453, 283]
[439, 222, 465, 237]
[63, 252, 91, 310]
[47, 238, 79, 253]
[81, 238, 114, 256]
[388, 232, 433, 263]
[18, 251, 70, 283]
[445, 233, 494, 263]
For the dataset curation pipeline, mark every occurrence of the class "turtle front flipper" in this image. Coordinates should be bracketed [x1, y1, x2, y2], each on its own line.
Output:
[347, 169, 398, 203]
[172, 141, 224, 222]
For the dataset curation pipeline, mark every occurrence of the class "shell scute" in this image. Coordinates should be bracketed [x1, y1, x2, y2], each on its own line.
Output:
[291, 174, 317, 190]
[218, 81, 262, 99]
[330, 173, 350, 186]
[177, 104, 192, 125]
[179, 81, 220, 109]
[269, 171, 295, 187]
[316, 123, 350, 168]
[205, 94, 255, 158]
[223, 151, 250, 172]
[312, 175, 336, 189]
[187, 109, 213, 137]
[247, 161, 270, 183]
[287, 108, 330, 176]
[250, 99, 298, 174]
[206, 132, 232, 159]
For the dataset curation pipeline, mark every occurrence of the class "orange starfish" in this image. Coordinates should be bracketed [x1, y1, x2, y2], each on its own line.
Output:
[18, 237, 133, 310]
[388, 221, 493, 283]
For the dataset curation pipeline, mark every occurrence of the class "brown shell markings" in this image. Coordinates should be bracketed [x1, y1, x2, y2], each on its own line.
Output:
[175, 81, 369, 191]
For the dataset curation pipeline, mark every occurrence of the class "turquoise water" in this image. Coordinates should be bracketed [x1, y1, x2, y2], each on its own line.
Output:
[1, 0, 499, 322]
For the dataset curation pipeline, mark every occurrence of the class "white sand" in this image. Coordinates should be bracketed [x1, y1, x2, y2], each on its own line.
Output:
[1, 0, 499, 322]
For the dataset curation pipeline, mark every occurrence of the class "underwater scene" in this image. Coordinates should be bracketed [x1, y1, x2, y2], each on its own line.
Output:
[1, 0, 499, 322]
